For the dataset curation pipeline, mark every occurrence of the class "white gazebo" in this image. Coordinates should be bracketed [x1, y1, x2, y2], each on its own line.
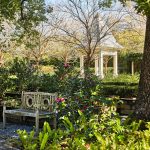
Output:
[79, 32, 122, 78]
[79, 13, 122, 78]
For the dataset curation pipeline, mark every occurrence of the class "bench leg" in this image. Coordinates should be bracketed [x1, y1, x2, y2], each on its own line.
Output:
[22, 116, 26, 122]
[3, 105, 6, 129]
[35, 109, 39, 133]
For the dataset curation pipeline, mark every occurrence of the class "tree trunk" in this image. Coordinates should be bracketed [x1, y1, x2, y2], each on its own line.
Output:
[134, 16, 150, 120]
[84, 54, 92, 77]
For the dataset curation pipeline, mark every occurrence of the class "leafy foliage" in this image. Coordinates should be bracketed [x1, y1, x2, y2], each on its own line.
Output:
[0, 66, 13, 99]
[10, 57, 37, 92]
[103, 74, 139, 84]
[126, 53, 143, 61]
[17, 129, 37, 150]
[134, 0, 150, 15]
[118, 0, 150, 15]
[17, 110, 150, 150]
[114, 29, 144, 55]
[0, 0, 49, 34]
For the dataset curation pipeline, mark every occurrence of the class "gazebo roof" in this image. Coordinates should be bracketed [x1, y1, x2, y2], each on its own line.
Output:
[77, 14, 123, 54]
[94, 13, 123, 50]
[100, 33, 123, 49]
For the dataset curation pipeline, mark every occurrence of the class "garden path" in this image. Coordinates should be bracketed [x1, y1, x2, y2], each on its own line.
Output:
[0, 122, 32, 150]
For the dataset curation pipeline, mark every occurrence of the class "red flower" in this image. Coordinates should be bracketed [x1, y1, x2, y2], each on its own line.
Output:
[83, 106, 88, 110]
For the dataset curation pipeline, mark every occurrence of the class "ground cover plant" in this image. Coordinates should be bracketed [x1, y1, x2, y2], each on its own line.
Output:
[17, 108, 150, 150]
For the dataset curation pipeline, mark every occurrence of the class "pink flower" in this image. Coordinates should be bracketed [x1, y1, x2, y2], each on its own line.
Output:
[55, 97, 65, 103]
[56, 97, 60, 103]
[61, 98, 65, 102]
[64, 63, 70, 68]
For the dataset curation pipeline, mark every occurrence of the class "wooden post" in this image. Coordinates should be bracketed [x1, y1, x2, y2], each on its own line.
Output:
[35, 108, 39, 133]
[3, 102, 6, 129]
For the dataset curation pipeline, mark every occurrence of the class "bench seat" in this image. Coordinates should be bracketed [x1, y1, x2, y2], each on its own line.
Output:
[4, 109, 55, 118]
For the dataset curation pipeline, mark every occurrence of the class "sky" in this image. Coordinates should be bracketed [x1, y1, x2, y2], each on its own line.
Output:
[45, 0, 57, 5]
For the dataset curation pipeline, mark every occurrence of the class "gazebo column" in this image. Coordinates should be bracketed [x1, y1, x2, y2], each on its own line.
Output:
[131, 61, 134, 75]
[113, 52, 118, 77]
[95, 55, 99, 76]
[99, 52, 104, 78]
[80, 55, 84, 77]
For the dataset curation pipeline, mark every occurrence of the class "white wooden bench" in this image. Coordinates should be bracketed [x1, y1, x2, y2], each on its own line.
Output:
[3, 92, 57, 133]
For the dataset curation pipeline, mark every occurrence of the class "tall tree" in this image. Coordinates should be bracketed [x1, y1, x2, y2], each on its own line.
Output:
[0, 0, 49, 33]
[0, 0, 52, 66]
[134, 7, 150, 120]
[50, 0, 124, 72]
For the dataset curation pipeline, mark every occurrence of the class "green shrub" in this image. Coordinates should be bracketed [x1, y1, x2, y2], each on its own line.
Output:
[10, 57, 37, 92]
[0, 66, 14, 100]
[17, 130, 37, 150]
[27, 74, 59, 93]
[38, 74, 59, 93]
[45, 58, 102, 98]
[59, 74, 101, 98]
[101, 74, 139, 97]
[103, 74, 139, 84]
[101, 84, 138, 97]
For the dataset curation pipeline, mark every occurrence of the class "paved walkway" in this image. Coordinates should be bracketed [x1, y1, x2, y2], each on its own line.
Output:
[0, 139, 19, 150]
[0, 122, 33, 150]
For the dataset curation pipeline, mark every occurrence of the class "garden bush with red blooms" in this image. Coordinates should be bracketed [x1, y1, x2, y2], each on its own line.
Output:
[13, 59, 150, 149]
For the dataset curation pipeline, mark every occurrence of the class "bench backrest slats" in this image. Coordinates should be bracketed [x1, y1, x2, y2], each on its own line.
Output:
[21, 92, 57, 112]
